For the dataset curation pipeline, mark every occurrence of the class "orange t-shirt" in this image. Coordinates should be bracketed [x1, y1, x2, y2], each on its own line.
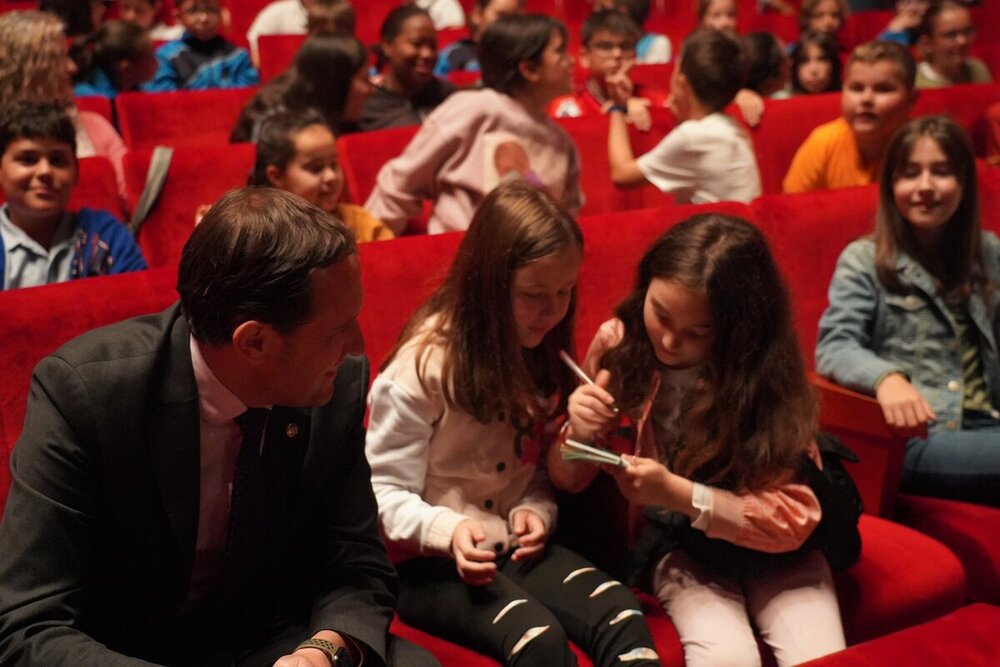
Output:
[783, 117, 880, 194]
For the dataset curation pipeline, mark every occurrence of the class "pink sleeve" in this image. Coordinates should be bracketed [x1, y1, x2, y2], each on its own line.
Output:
[701, 473, 822, 553]
[78, 111, 128, 205]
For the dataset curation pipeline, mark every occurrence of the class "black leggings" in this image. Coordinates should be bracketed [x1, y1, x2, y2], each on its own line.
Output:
[396, 545, 659, 666]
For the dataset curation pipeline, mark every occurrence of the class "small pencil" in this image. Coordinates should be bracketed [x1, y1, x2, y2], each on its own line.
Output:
[559, 350, 619, 413]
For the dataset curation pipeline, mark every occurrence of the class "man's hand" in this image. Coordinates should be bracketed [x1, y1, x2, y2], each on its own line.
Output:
[451, 519, 497, 585]
[875, 373, 936, 431]
[273, 631, 351, 667]
[510, 509, 548, 561]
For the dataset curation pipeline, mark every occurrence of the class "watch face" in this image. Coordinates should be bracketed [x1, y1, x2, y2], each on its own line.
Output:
[332, 646, 353, 667]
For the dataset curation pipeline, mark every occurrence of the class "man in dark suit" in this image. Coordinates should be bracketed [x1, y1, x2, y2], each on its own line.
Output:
[0, 189, 438, 666]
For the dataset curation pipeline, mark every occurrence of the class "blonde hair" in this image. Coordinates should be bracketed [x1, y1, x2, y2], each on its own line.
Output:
[0, 11, 74, 105]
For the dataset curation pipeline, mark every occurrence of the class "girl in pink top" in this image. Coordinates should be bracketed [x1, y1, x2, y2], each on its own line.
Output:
[556, 214, 848, 666]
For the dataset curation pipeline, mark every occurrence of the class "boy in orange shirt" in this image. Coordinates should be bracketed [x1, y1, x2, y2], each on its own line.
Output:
[783, 40, 916, 193]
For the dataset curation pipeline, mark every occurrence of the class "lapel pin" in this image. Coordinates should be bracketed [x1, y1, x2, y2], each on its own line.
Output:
[285, 423, 299, 439]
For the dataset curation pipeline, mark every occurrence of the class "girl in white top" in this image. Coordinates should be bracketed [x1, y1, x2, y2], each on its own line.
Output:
[365, 181, 659, 666]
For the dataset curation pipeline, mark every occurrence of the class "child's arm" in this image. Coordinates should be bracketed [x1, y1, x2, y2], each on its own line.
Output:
[816, 242, 937, 429]
[611, 456, 822, 553]
[607, 74, 650, 188]
[364, 116, 456, 235]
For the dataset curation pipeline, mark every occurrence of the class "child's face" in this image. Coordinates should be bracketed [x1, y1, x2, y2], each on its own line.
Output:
[342, 64, 374, 123]
[176, 1, 222, 42]
[472, 0, 524, 39]
[643, 278, 714, 369]
[807, 0, 843, 36]
[667, 58, 692, 121]
[527, 30, 574, 103]
[703, 0, 738, 33]
[893, 135, 962, 245]
[921, 6, 975, 72]
[383, 14, 437, 91]
[797, 42, 833, 93]
[0, 137, 76, 223]
[842, 61, 912, 141]
[268, 124, 344, 214]
[118, 36, 159, 90]
[510, 245, 581, 349]
[581, 29, 636, 82]
[119, 0, 159, 31]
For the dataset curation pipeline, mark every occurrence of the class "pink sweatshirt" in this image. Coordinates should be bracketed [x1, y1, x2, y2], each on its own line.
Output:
[365, 88, 583, 235]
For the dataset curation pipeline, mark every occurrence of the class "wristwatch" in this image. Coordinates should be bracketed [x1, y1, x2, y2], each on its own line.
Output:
[295, 638, 354, 666]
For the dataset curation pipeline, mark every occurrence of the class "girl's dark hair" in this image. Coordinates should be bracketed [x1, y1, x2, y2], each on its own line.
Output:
[789, 30, 842, 94]
[249, 108, 330, 187]
[743, 31, 785, 94]
[373, 5, 431, 71]
[874, 115, 984, 298]
[0, 100, 76, 158]
[601, 214, 816, 492]
[72, 20, 148, 90]
[40, 0, 98, 36]
[231, 34, 367, 141]
[384, 180, 584, 423]
[479, 14, 567, 95]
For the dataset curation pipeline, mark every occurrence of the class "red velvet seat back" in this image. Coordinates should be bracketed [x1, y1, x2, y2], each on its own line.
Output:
[337, 124, 418, 205]
[914, 83, 1000, 159]
[75, 95, 114, 125]
[116, 87, 258, 151]
[257, 34, 305, 83]
[125, 143, 257, 268]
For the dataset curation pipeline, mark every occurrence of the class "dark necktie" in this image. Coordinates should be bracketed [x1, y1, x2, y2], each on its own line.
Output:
[224, 407, 271, 594]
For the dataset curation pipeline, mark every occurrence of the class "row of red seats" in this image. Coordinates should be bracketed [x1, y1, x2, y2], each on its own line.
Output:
[3, 169, 1000, 663]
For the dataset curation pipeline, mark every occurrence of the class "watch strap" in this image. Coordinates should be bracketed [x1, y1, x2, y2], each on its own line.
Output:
[295, 638, 353, 666]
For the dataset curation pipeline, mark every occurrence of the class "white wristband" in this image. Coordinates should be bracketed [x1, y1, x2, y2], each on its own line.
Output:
[690, 482, 713, 531]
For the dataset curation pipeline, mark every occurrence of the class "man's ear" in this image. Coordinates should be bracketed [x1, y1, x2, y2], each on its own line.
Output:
[232, 320, 275, 361]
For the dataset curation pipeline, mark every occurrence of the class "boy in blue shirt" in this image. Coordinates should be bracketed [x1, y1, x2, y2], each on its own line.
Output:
[0, 102, 147, 290]
[144, 0, 260, 92]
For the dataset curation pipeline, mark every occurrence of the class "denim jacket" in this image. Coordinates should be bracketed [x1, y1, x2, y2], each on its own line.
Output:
[815, 234, 1000, 432]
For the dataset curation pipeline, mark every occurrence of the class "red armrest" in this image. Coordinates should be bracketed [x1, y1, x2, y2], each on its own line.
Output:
[809, 373, 924, 518]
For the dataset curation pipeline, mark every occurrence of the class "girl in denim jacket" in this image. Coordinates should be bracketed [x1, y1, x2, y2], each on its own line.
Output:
[817, 115, 1000, 507]
[555, 214, 846, 666]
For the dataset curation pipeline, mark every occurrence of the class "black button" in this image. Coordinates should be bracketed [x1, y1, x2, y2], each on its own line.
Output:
[496, 462, 506, 472]
[484, 499, 494, 509]
[494, 542, 504, 552]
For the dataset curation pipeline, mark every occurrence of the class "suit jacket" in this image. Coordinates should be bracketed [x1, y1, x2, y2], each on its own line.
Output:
[0, 304, 397, 666]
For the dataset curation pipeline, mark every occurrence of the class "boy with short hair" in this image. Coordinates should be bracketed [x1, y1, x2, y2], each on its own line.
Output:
[550, 9, 668, 127]
[783, 40, 916, 193]
[434, 0, 523, 77]
[607, 28, 761, 204]
[0, 101, 146, 290]
[144, 0, 259, 91]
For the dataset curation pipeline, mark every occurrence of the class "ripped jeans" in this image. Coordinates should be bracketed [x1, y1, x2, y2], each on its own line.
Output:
[396, 545, 660, 666]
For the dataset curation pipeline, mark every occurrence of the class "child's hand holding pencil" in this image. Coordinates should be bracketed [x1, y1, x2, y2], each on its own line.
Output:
[560, 350, 624, 466]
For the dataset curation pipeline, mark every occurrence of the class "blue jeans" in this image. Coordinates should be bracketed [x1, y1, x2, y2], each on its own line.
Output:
[901, 414, 1000, 507]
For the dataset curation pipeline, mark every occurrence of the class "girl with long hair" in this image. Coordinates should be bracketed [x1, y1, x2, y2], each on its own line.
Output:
[365, 181, 659, 666]
[230, 33, 372, 142]
[789, 30, 842, 95]
[817, 116, 1000, 506]
[558, 214, 847, 666]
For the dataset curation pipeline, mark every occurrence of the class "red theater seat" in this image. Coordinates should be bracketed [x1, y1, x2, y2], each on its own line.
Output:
[124, 144, 256, 267]
[257, 33, 305, 83]
[115, 87, 258, 150]
[75, 95, 114, 125]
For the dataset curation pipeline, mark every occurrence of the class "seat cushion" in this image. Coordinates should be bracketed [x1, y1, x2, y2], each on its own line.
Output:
[896, 493, 1000, 605]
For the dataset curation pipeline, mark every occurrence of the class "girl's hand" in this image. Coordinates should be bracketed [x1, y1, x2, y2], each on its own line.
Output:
[567, 369, 617, 441]
[451, 519, 497, 586]
[875, 373, 937, 431]
[510, 509, 548, 561]
[734, 89, 765, 128]
[608, 455, 673, 506]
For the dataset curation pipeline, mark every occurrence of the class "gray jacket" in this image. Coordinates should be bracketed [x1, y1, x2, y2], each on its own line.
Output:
[815, 234, 1000, 432]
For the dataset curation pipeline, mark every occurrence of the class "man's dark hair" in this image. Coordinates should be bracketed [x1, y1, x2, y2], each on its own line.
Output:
[0, 100, 76, 158]
[178, 188, 356, 345]
[680, 27, 748, 112]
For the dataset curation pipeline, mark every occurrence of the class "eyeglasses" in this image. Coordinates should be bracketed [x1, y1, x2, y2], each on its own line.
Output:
[182, 6, 222, 17]
[589, 40, 636, 55]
